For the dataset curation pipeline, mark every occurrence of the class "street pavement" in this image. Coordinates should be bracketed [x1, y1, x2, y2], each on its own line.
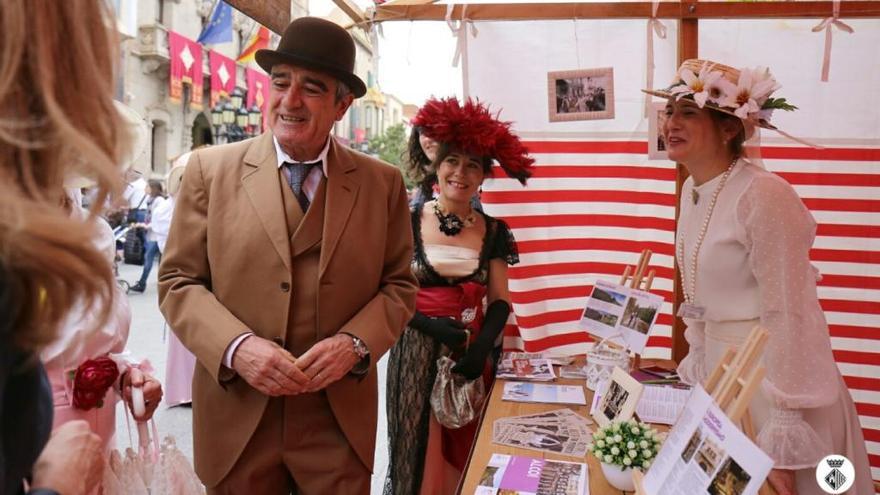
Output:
[115, 261, 390, 494]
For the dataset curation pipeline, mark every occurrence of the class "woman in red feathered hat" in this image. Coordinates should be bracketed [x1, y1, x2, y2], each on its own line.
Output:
[384, 97, 533, 495]
[404, 123, 486, 212]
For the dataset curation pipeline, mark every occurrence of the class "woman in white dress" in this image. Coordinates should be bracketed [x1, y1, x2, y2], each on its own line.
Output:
[157, 158, 198, 407]
[644, 59, 871, 494]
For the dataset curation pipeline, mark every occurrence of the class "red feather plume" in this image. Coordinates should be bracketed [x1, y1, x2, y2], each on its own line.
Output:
[411, 97, 534, 184]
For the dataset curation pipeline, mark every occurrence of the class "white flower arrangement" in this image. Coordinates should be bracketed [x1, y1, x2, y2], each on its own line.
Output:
[667, 61, 797, 124]
[589, 419, 662, 470]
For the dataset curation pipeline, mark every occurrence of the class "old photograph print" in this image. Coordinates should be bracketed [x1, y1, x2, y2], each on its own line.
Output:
[548, 67, 615, 122]
[708, 457, 751, 495]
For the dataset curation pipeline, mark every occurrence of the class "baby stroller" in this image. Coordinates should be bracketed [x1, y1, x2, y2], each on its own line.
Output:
[121, 224, 147, 267]
[112, 225, 132, 293]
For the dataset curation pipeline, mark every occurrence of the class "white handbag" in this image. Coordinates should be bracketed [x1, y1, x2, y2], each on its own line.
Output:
[585, 336, 631, 391]
[102, 385, 205, 495]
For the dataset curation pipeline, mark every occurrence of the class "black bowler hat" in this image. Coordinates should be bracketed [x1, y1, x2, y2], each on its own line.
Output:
[255, 17, 366, 98]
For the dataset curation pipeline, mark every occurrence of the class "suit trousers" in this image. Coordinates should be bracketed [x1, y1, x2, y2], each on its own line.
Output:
[209, 391, 371, 495]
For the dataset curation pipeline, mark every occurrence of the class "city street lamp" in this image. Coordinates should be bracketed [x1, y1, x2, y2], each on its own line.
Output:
[248, 105, 262, 130]
[211, 88, 262, 144]
[230, 87, 244, 110]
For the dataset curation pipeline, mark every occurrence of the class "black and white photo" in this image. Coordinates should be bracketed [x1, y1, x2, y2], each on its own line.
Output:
[548, 67, 615, 122]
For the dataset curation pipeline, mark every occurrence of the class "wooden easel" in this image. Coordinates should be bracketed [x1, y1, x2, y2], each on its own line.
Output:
[619, 249, 655, 293]
[632, 325, 777, 495]
[616, 249, 656, 370]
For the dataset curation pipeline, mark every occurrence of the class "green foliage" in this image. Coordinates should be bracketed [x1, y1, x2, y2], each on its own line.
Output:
[590, 419, 663, 469]
[367, 123, 412, 187]
[761, 97, 798, 112]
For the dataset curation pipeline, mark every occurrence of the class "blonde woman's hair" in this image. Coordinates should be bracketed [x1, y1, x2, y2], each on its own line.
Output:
[0, 0, 129, 352]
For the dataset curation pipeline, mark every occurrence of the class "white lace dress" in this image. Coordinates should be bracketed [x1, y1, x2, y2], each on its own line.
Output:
[676, 160, 872, 494]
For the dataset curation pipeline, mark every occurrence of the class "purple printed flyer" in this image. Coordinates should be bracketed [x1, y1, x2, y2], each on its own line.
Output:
[475, 453, 589, 495]
[501, 456, 545, 491]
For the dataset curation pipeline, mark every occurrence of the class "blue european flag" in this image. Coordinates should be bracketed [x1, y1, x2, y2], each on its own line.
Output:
[197, 1, 233, 45]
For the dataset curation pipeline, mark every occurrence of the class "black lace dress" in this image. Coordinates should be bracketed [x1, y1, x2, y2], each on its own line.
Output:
[383, 205, 518, 495]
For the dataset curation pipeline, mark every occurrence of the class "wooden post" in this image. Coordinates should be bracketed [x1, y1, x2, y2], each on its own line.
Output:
[671, 2, 699, 366]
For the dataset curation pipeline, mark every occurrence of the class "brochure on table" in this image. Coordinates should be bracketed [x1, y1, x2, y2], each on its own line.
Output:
[475, 453, 590, 495]
[578, 279, 664, 354]
[503, 382, 587, 406]
[492, 409, 593, 458]
[636, 385, 691, 425]
[503, 352, 575, 366]
[642, 386, 773, 495]
[497, 355, 557, 382]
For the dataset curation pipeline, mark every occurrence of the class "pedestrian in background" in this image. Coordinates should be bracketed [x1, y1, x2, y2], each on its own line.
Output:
[129, 179, 166, 293]
[159, 156, 197, 407]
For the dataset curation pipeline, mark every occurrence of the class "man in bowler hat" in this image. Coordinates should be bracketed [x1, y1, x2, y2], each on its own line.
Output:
[158, 17, 418, 494]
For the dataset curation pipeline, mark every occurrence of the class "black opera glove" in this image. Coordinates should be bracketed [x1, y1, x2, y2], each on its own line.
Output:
[452, 300, 511, 380]
[409, 311, 469, 350]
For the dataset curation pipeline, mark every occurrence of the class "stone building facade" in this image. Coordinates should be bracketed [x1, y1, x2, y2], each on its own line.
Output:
[113, 0, 404, 179]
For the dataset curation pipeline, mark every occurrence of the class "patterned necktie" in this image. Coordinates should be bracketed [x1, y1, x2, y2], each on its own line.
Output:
[284, 161, 319, 212]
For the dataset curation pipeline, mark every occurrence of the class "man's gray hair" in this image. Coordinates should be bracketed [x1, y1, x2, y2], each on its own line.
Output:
[335, 80, 352, 102]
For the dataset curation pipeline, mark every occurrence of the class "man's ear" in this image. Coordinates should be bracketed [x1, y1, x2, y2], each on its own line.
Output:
[335, 93, 355, 121]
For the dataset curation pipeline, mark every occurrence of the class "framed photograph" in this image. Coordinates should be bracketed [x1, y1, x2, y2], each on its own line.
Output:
[591, 366, 644, 427]
[648, 101, 669, 160]
[548, 67, 615, 122]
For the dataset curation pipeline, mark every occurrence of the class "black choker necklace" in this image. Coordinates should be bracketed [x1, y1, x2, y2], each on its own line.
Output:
[432, 201, 476, 236]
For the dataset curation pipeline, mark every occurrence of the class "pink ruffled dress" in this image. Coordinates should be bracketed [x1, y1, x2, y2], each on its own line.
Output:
[40, 212, 133, 450]
[676, 160, 872, 494]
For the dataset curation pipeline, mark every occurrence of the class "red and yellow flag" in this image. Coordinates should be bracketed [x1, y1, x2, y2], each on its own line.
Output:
[237, 26, 270, 64]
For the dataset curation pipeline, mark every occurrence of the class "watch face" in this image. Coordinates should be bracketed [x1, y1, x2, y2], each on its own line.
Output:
[352, 337, 369, 358]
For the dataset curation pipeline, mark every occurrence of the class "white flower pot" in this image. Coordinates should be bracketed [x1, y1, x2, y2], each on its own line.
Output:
[601, 462, 635, 491]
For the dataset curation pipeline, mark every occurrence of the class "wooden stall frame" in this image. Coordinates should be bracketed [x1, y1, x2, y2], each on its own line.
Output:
[368, 1, 880, 23]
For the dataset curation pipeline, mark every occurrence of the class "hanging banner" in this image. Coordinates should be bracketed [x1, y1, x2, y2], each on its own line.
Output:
[246, 67, 270, 131]
[209, 51, 236, 108]
[168, 31, 204, 110]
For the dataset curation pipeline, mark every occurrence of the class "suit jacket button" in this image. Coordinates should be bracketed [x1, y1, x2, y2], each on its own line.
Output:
[280, 282, 290, 292]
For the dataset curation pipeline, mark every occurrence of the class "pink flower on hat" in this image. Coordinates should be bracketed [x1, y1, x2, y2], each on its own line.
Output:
[670, 61, 725, 108]
[731, 67, 781, 119]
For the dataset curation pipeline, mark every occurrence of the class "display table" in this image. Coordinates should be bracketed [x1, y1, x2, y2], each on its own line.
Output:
[457, 358, 674, 495]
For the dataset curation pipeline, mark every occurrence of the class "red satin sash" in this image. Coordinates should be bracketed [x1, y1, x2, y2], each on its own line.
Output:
[415, 282, 486, 334]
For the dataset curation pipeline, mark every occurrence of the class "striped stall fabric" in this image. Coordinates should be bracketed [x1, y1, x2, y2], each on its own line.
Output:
[481, 140, 677, 359]
[480, 141, 880, 486]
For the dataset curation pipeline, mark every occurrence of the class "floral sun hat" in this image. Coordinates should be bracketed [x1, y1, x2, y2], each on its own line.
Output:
[642, 59, 798, 132]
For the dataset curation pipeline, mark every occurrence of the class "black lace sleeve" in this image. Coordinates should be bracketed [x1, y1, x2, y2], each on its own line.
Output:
[489, 217, 519, 265]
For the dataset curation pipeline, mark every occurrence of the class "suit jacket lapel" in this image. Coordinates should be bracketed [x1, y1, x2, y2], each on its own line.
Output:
[319, 139, 359, 279]
[241, 132, 292, 272]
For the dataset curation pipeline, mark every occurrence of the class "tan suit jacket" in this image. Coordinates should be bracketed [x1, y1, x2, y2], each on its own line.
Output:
[158, 132, 418, 486]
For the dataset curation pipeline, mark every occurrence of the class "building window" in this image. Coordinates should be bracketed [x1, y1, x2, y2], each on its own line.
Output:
[156, 0, 165, 24]
[365, 106, 373, 138]
[151, 120, 168, 174]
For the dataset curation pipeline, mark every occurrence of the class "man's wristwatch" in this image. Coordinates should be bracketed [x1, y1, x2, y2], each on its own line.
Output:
[349, 335, 370, 360]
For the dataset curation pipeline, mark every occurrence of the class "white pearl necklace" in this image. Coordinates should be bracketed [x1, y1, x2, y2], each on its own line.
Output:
[676, 157, 739, 304]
